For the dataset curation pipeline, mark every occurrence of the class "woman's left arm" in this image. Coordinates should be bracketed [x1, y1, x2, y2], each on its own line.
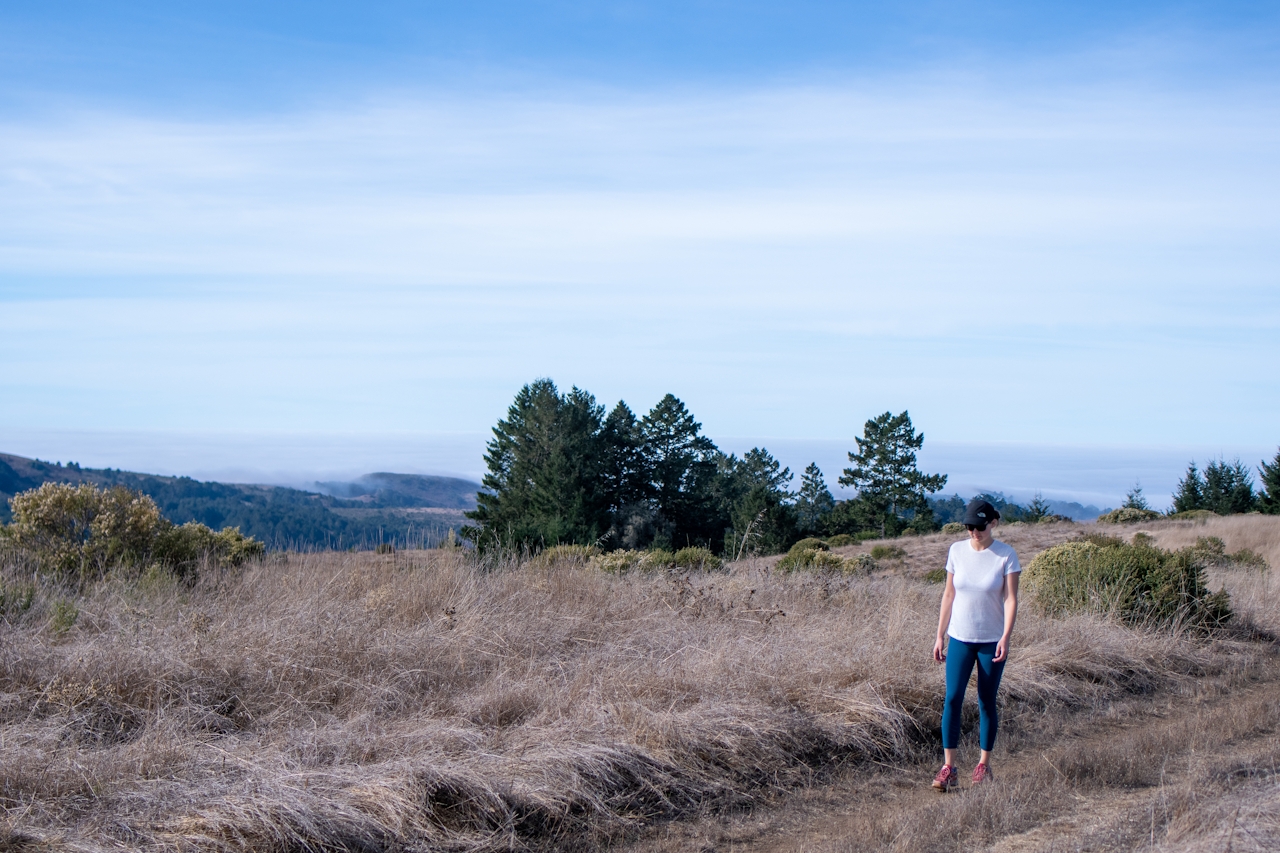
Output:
[993, 572, 1020, 663]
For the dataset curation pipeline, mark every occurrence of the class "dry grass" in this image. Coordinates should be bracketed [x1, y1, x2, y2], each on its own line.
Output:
[1, 519, 1275, 851]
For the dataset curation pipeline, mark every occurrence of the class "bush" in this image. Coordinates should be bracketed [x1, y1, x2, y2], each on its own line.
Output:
[1095, 507, 1163, 524]
[788, 537, 828, 554]
[924, 567, 947, 584]
[941, 522, 966, 535]
[153, 523, 265, 577]
[5, 483, 263, 583]
[870, 544, 906, 560]
[775, 548, 874, 575]
[1023, 537, 1231, 631]
[672, 546, 724, 572]
[591, 548, 721, 574]
[1167, 509, 1218, 521]
[824, 534, 855, 548]
[530, 544, 599, 568]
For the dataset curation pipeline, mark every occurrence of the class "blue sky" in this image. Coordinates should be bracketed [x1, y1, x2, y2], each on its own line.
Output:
[2, 2, 1278, 504]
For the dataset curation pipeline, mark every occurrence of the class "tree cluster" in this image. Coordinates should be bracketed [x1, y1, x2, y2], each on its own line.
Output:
[463, 380, 948, 554]
[1172, 458, 1266, 515]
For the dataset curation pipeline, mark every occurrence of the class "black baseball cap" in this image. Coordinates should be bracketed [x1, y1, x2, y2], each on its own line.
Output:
[963, 499, 1000, 527]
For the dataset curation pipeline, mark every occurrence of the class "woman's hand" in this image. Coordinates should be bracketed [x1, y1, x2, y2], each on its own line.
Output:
[932, 635, 947, 662]
[993, 636, 1009, 662]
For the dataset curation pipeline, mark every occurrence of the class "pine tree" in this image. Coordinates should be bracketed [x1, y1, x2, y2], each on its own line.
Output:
[1259, 449, 1280, 515]
[639, 394, 720, 549]
[838, 411, 947, 537]
[1027, 492, 1052, 522]
[1123, 482, 1151, 511]
[1172, 462, 1206, 513]
[794, 463, 836, 535]
[463, 379, 611, 551]
[716, 448, 797, 557]
[1202, 459, 1256, 514]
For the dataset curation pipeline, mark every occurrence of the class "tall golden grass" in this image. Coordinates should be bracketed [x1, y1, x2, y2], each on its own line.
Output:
[1, 517, 1275, 851]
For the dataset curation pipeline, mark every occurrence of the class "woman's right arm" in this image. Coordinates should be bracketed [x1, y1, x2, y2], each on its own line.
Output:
[933, 573, 956, 662]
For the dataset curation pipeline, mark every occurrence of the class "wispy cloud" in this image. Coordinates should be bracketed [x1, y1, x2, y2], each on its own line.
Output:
[1, 77, 1278, 446]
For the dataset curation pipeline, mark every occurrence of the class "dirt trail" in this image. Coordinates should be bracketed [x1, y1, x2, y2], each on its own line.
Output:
[624, 654, 1280, 853]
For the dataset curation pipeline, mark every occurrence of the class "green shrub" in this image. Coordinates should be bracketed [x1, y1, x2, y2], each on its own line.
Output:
[531, 544, 599, 567]
[1023, 537, 1231, 631]
[942, 522, 966, 535]
[775, 549, 874, 574]
[855, 531, 880, 542]
[49, 598, 79, 635]
[5, 483, 264, 583]
[1182, 536, 1270, 572]
[1095, 507, 1163, 524]
[152, 523, 265, 577]
[870, 544, 906, 560]
[788, 537, 828, 555]
[924, 567, 947, 584]
[672, 547, 724, 572]
[1167, 509, 1218, 521]
[1037, 514, 1074, 524]
[593, 549, 644, 574]
[824, 534, 855, 548]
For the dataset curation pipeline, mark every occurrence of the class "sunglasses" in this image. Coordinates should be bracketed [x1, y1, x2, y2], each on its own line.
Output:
[965, 522, 988, 532]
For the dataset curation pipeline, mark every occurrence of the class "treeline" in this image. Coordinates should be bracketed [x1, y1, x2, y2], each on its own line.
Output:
[463, 379, 948, 554]
[1109, 455, 1280, 518]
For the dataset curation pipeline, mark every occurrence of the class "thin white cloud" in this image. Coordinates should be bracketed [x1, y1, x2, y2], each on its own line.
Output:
[0, 79, 1277, 446]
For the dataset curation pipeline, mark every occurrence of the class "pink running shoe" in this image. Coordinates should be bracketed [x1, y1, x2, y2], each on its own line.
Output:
[931, 764, 958, 791]
[971, 762, 993, 785]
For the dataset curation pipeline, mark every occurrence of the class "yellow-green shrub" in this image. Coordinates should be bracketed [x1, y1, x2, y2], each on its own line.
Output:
[824, 534, 855, 548]
[530, 544, 599, 568]
[672, 546, 723, 572]
[1023, 537, 1230, 630]
[870, 544, 906, 560]
[942, 522, 966, 534]
[5, 483, 263, 583]
[1096, 507, 1163, 524]
[789, 537, 828, 554]
[775, 549, 874, 575]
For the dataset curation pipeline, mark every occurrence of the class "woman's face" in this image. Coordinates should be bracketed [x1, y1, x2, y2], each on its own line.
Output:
[967, 517, 997, 546]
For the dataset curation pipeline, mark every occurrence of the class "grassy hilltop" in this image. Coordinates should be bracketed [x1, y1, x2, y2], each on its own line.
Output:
[0, 453, 477, 550]
[2, 514, 1278, 851]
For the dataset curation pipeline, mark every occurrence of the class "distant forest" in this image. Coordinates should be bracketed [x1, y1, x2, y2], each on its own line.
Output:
[0, 454, 476, 550]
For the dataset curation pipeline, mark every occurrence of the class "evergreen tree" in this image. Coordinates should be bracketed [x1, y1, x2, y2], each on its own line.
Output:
[1259, 449, 1280, 515]
[718, 448, 796, 557]
[1026, 492, 1052, 522]
[794, 463, 835, 535]
[1202, 458, 1256, 514]
[1122, 482, 1151, 511]
[598, 401, 650, 512]
[463, 380, 611, 551]
[838, 411, 947, 537]
[639, 394, 721, 549]
[1172, 462, 1206, 513]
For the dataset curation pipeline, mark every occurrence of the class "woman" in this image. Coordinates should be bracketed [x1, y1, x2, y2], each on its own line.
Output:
[930, 498, 1021, 791]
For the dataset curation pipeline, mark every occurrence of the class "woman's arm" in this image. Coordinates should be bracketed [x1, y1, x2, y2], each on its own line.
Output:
[993, 572, 1020, 663]
[933, 573, 956, 662]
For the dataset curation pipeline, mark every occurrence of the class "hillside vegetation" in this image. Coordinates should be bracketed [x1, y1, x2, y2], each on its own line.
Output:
[0, 453, 477, 549]
[2, 515, 1277, 852]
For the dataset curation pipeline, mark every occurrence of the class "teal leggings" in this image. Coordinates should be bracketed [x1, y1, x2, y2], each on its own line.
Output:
[942, 639, 1005, 751]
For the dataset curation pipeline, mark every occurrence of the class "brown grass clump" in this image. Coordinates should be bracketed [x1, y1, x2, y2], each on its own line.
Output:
[0, 519, 1273, 851]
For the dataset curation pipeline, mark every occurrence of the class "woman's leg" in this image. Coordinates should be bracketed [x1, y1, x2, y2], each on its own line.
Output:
[974, 641, 1007, 760]
[942, 639, 979, 765]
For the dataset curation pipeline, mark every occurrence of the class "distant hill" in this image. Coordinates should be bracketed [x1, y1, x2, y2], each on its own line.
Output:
[313, 472, 478, 509]
[0, 453, 479, 550]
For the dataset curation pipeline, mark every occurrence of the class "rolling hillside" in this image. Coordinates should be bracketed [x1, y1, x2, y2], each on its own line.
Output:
[0, 453, 478, 549]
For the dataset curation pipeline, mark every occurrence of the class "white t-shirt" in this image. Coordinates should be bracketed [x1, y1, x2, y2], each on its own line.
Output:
[945, 539, 1021, 644]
